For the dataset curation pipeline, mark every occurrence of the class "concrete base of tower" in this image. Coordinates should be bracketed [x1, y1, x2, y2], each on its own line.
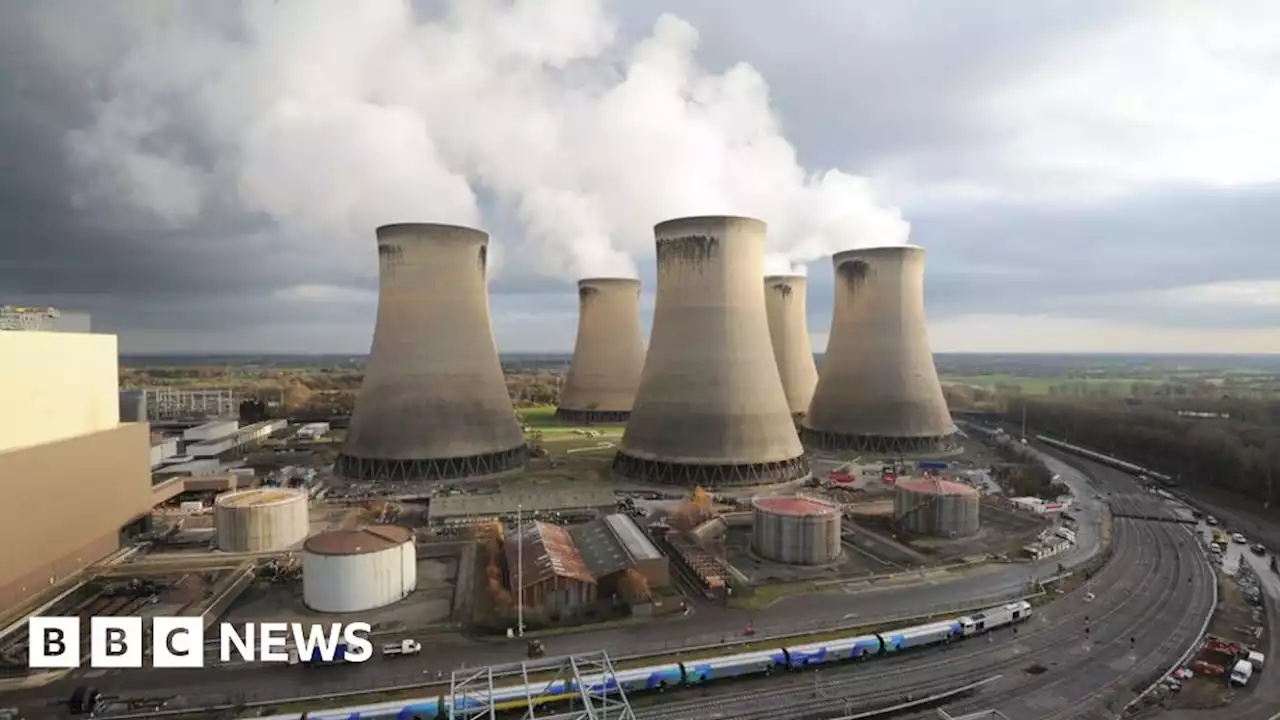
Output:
[612, 452, 810, 487]
[798, 428, 961, 456]
[335, 445, 527, 482]
[553, 407, 631, 424]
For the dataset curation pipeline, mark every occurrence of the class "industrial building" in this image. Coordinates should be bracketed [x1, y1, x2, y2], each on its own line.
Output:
[185, 420, 239, 443]
[615, 216, 809, 487]
[214, 488, 310, 552]
[751, 495, 842, 565]
[150, 436, 179, 468]
[0, 330, 153, 609]
[426, 484, 617, 527]
[556, 278, 647, 423]
[570, 513, 670, 590]
[185, 419, 287, 458]
[506, 521, 598, 617]
[764, 275, 819, 420]
[893, 477, 981, 538]
[338, 223, 527, 482]
[303, 525, 417, 613]
[802, 245, 957, 455]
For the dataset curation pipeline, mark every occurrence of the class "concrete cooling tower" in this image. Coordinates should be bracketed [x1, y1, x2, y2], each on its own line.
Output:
[802, 245, 957, 455]
[764, 275, 819, 420]
[614, 216, 809, 487]
[555, 278, 646, 423]
[336, 223, 527, 482]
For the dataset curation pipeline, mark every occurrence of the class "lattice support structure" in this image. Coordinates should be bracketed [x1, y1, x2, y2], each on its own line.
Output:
[336, 446, 527, 482]
[447, 651, 635, 720]
[799, 428, 961, 457]
[146, 388, 239, 420]
[554, 408, 631, 424]
[612, 453, 809, 488]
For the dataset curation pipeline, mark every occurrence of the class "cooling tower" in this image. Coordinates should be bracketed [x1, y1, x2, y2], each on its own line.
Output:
[764, 275, 819, 419]
[802, 245, 957, 455]
[556, 278, 646, 423]
[613, 216, 809, 487]
[336, 223, 526, 482]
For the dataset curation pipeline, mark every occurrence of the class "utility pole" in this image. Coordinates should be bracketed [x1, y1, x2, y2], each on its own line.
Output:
[517, 503, 524, 638]
[1021, 403, 1027, 439]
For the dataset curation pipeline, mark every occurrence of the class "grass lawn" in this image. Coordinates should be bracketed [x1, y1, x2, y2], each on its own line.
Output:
[941, 374, 1158, 396]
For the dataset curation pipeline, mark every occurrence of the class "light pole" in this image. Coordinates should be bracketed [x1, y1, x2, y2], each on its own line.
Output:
[516, 503, 524, 638]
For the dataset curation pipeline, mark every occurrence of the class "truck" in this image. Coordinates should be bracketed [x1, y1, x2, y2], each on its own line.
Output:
[305, 644, 352, 666]
[381, 639, 422, 657]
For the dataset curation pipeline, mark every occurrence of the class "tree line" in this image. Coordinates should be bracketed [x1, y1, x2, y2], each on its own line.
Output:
[1006, 397, 1280, 504]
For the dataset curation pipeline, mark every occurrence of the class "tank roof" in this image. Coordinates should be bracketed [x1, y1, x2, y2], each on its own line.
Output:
[753, 495, 839, 516]
[304, 525, 412, 556]
[216, 488, 304, 507]
[896, 477, 979, 496]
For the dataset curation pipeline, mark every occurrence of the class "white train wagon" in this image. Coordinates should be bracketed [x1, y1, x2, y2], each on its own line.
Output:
[879, 619, 965, 653]
[685, 649, 788, 682]
[785, 634, 883, 668]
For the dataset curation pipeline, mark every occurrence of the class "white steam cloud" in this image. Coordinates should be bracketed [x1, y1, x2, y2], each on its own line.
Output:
[64, 0, 908, 281]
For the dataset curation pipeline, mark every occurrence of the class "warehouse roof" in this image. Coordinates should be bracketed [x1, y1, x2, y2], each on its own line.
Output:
[428, 484, 616, 522]
[304, 525, 412, 556]
[507, 521, 595, 588]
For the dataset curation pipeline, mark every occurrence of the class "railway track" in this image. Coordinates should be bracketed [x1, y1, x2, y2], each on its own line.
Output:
[635, 513, 1172, 720]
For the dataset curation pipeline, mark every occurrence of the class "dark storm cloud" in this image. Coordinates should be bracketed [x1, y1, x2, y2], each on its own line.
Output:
[1, 1, 1275, 353]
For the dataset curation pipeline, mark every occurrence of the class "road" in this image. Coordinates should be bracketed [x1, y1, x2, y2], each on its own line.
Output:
[637, 456, 1215, 720]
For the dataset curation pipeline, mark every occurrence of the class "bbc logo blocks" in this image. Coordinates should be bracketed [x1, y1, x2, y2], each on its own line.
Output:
[28, 616, 204, 669]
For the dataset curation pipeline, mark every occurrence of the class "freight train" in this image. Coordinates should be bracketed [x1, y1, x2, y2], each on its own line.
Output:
[260, 601, 1032, 720]
[1035, 435, 1176, 485]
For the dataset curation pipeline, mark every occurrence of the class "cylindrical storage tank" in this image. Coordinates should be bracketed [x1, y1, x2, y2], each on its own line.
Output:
[751, 495, 842, 565]
[615, 216, 808, 487]
[893, 477, 980, 538]
[556, 278, 647, 423]
[303, 525, 417, 613]
[336, 224, 527, 482]
[214, 488, 309, 552]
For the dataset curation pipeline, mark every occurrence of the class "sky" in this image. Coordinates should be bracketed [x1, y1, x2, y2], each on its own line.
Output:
[1, 0, 1278, 354]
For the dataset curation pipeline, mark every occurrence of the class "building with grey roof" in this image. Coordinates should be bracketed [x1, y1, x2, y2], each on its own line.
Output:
[570, 513, 669, 589]
[427, 484, 617, 526]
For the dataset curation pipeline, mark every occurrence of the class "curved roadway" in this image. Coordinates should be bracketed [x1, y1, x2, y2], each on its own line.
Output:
[630, 456, 1214, 720]
[0, 451, 1204, 719]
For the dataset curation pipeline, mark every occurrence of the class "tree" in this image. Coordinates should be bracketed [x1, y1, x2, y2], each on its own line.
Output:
[617, 569, 652, 604]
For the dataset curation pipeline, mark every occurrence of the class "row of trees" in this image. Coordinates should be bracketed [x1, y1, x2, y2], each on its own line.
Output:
[1009, 398, 1280, 504]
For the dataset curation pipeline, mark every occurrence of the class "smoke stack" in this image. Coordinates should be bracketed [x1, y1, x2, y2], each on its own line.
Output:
[614, 216, 809, 486]
[764, 275, 819, 419]
[802, 245, 956, 454]
[336, 223, 527, 481]
[556, 278, 646, 423]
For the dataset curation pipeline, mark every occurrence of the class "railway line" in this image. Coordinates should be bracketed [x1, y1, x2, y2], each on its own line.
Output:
[631, 453, 1212, 720]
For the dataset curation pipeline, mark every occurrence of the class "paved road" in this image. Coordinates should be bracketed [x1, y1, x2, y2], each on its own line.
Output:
[0, 449, 1106, 717]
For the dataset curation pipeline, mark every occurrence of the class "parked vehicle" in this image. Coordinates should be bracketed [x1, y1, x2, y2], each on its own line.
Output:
[1230, 659, 1254, 686]
[1250, 543, 1266, 556]
[1232, 533, 1248, 544]
[382, 640, 422, 657]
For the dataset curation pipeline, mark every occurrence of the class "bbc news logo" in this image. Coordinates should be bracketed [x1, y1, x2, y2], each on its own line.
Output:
[28, 617, 372, 669]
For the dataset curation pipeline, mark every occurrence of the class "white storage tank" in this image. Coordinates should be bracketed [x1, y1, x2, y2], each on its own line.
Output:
[303, 525, 417, 613]
[751, 495, 842, 565]
[214, 488, 309, 552]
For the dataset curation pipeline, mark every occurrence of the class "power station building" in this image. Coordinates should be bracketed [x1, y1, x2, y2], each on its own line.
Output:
[556, 278, 646, 423]
[614, 216, 809, 487]
[802, 245, 957, 455]
[0, 330, 153, 609]
[764, 275, 819, 420]
[337, 224, 527, 482]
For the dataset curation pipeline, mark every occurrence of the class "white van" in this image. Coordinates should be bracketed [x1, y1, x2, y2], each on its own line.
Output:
[1230, 659, 1254, 686]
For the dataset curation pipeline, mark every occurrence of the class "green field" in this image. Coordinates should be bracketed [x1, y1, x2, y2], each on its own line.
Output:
[941, 374, 1154, 396]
